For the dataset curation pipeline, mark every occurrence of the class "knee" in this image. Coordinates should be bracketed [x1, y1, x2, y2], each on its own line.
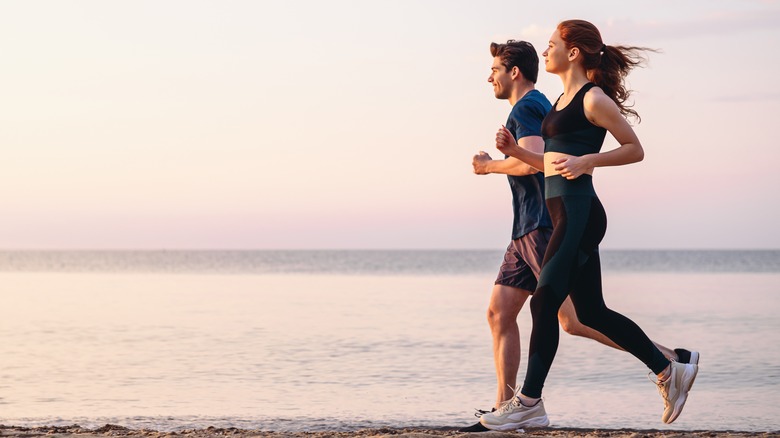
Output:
[570, 308, 601, 332]
[486, 305, 505, 329]
[487, 285, 526, 331]
[558, 298, 600, 336]
[529, 288, 559, 318]
[558, 314, 589, 337]
[486, 303, 517, 332]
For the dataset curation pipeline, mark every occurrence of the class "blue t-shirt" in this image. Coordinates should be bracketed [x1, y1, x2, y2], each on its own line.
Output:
[505, 89, 553, 239]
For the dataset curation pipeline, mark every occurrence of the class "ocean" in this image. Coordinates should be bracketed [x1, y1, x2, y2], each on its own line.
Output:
[1, 250, 779, 432]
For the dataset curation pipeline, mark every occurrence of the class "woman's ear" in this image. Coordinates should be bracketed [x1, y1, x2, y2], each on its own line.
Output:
[569, 47, 579, 61]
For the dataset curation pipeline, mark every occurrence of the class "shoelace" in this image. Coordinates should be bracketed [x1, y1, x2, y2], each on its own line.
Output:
[473, 408, 494, 418]
[494, 385, 524, 415]
[648, 372, 670, 407]
[478, 385, 540, 417]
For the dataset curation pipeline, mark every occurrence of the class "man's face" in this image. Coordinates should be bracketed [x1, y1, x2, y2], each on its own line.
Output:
[488, 57, 513, 100]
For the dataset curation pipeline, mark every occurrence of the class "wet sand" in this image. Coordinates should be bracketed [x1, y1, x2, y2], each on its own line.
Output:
[2, 425, 778, 438]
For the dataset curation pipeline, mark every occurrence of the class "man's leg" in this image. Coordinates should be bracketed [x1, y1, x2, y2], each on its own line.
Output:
[487, 283, 530, 408]
[557, 295, 680, 361]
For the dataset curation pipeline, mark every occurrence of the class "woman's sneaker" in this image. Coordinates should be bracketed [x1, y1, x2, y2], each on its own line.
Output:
[479, 396, 549, 431]
[674, 348, 700, 365]
[653, 360, 698, 424]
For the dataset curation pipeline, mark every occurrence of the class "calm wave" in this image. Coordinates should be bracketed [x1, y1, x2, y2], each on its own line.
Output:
[0, 250, 778, 274]
[1, 252, 779, 432]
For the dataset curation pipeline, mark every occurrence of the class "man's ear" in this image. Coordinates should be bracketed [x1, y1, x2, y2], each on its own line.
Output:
[511, 66, 521, 80]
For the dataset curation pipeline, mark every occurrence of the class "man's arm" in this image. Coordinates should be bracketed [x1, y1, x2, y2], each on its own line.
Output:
[473, 151, 539, 176]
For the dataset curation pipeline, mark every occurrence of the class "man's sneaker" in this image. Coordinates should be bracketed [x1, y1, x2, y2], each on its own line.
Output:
[457, 407, 494, 432]
[479, 396, 549, 431]
[458, 422, 490, 433]
[653, 360, 698, 424]
[674, 348, 700, 365]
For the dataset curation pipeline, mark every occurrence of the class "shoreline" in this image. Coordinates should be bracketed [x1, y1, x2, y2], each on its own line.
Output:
[2, 425, 780, 438]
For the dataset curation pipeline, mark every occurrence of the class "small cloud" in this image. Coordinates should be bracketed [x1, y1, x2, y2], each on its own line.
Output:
[519, 24, 553, 41]
[711, 92, 780, 103]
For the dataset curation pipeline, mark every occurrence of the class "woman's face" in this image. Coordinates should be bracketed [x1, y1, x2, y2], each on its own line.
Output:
[542, 29, 568, 73]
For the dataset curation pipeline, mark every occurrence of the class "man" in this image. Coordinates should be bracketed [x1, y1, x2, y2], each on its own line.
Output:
[460, 40, 697, 432]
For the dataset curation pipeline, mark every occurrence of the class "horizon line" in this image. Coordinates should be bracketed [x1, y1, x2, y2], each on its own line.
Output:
[0, 248, 778, 252]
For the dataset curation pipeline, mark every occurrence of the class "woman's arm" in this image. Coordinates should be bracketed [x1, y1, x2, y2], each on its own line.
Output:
[552, 88, 644, 180]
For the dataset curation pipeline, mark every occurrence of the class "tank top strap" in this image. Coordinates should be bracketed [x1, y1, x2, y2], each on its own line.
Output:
[553, 82, 596, 113]
[573, 82, 597, 106]
[552, 93, 563, 108]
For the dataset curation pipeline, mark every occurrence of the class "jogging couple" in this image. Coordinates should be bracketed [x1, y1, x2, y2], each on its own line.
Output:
[463, 19, 699, 432]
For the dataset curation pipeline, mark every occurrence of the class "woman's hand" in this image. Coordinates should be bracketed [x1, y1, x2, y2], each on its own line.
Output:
[552, 154, 594, 179]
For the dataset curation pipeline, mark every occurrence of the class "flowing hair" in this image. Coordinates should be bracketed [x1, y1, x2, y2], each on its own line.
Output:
[557, 19, 656, 122]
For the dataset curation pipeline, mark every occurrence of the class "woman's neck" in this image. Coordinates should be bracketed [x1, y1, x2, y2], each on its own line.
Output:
[559, 68, 590, 97]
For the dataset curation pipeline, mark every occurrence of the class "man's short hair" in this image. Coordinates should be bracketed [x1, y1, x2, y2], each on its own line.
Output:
[490, 40, 539, 84]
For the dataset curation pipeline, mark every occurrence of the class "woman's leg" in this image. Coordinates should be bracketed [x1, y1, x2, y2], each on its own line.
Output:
[520, 196, 586, 399]
[569, 249, 669, 373]
[567, 197, 669, 374]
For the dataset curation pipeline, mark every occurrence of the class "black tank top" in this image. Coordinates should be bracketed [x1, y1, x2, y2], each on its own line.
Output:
[541, 82, 607, 156]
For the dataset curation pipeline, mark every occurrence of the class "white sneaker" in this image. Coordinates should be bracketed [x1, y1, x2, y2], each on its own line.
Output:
[653, 360, 698, 424]
[479, 389, 549, 431]
[673, 348, 700, 365]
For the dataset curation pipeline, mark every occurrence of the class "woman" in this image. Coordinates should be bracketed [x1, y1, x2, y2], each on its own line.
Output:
[479, 20, 698, 430]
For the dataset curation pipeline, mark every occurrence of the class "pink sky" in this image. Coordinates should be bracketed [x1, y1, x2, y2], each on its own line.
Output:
[0, 0, 778, 249]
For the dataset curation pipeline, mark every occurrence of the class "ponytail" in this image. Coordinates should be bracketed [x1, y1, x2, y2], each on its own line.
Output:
[558, 20, 657, 122]
[591, 44, 653, 122]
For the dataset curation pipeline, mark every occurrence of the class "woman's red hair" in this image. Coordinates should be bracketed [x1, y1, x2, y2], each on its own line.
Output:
[558, 19, 656, 122]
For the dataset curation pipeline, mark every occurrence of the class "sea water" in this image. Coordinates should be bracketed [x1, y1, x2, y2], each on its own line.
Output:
[0, 250, 778, 432]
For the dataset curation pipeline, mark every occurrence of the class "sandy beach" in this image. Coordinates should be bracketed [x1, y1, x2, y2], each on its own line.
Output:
[2, 425, 779, 438]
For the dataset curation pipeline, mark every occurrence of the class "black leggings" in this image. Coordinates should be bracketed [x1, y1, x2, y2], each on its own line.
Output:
[521, 184, 670, 398]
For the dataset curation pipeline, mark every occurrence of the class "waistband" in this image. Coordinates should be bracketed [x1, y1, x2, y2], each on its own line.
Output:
[545, 174, 597, 199]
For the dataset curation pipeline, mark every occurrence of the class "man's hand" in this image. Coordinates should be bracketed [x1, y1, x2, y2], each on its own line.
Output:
[473, 151, 493, 175]
[495, 125, 520, 158]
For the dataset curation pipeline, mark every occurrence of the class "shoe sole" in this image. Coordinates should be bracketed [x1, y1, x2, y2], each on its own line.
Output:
[665, 364, 698, 424]
[480, 415, 550, 431]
